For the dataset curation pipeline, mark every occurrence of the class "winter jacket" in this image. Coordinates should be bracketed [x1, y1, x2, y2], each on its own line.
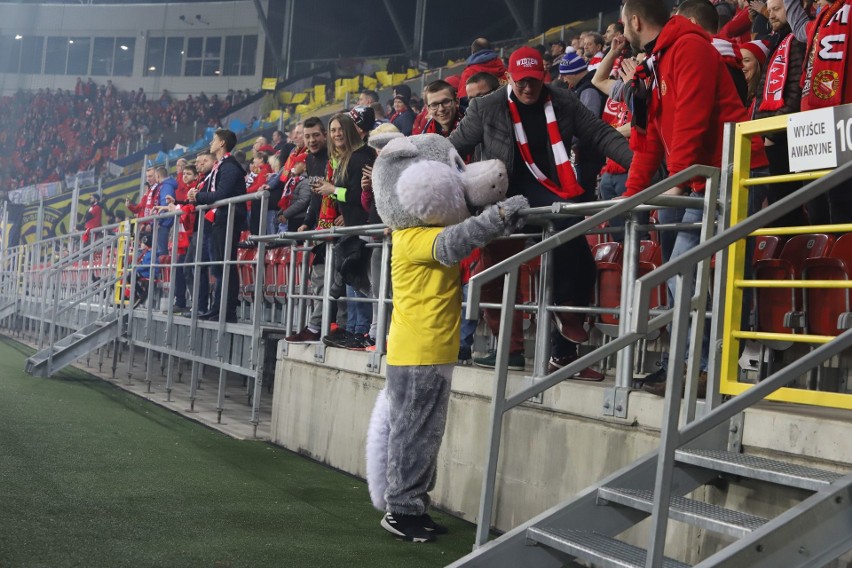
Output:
[718, 7, 752, 45]
[194, 155, 247, 229]
[302, 148, 330, 231]
[459, 50, 507, 98]
[449, 85, 632, 195]
[330, 144, 376, 228]
[390, 108, 416, 136]
[279, 177, 312, 229]
[625, 16, 750, 196]
[156, 177, 177, 228]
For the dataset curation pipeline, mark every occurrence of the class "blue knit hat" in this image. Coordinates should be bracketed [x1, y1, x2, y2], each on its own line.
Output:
[559, 53, 588, 75]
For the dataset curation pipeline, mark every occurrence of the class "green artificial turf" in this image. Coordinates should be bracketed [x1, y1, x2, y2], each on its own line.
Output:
[0, 336, 477, 568]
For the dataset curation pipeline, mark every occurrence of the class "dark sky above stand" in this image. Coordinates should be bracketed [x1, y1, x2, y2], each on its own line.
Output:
[291, 0, 623, 59]
[4, 0, 623, 59]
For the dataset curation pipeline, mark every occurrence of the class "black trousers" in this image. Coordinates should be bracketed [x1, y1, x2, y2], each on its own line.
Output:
[210, 224, 240, 316]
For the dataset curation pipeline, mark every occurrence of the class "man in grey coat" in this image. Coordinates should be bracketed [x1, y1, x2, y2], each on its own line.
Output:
[449, 46, 633, 376]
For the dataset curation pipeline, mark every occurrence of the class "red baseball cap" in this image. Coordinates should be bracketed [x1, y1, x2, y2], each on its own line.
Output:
[508, 46, 545, 81]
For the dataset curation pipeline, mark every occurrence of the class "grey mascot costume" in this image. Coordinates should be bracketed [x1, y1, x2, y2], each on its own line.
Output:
[366, 133, 528, 542]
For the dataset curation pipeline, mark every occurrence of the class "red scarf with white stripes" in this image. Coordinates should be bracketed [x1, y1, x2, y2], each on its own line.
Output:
[802, 0, 852, 110]
[506, 89, 584, 199]
[760, 34, 793, 112]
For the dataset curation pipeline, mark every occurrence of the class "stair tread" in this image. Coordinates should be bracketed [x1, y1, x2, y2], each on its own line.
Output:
[527, 527, 690, 568]
[676, 449, 842, 490]
[598, 487, 767, 535]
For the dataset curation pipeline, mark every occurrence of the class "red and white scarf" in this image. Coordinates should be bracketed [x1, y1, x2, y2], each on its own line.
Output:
[711, 37, 743, 70]
[506, 89, 584, 199]
[760, 34, 794, 112]
[802, 0, 852, 110]
[204, 152, 230, 223]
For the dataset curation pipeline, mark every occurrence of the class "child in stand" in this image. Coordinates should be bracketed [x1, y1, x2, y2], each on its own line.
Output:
[277, 157, 307, 233]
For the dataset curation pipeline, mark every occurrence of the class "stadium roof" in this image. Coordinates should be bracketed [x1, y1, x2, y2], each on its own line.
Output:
[2, 0, 623, 60]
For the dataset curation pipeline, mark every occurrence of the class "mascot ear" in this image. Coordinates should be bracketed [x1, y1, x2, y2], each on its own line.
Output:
[396, 161, 470, 226]
[378, 136, 419, 160]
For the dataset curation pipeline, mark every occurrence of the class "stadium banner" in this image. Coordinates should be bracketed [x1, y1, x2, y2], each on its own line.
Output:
[9, 174, 141, 244]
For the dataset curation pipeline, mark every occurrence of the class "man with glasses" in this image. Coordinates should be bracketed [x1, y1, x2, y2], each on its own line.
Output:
[422, 80, 463, 136]
[449, 46, 632, 378]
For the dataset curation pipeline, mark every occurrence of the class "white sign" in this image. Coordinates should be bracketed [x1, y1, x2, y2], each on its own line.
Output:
[787, 107, 838, 172]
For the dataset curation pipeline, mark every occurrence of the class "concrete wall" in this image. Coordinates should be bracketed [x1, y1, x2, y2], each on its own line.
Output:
[271, 343, 852, 565]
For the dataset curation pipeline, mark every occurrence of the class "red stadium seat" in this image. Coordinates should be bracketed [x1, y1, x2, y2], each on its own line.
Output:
[753, 235, 783, 266]
[237, 247, 258, 303]
[275, 247, 292, 305]
[804, 233, 852, 336]
[592, 242, 622, 264]
[754, 234, 834, 335]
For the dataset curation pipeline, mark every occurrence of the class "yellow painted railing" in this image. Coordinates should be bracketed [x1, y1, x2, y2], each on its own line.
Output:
[721, 114, 852, 410]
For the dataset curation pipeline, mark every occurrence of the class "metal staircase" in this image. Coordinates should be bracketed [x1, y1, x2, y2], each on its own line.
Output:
[0, 300, 17, 321]
[26, 311, 126, 377]
[449, 156, 852, 567]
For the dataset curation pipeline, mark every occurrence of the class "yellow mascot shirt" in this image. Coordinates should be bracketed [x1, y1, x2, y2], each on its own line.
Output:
[386, 227, 461, 366]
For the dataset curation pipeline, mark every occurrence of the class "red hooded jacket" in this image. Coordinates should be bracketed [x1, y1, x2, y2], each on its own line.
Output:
[458, 53, 507, 98]
[626, 16, 753, 196]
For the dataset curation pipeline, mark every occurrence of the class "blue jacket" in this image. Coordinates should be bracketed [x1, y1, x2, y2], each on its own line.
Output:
[136, 249, 157, 279]
[157, 177, 178, 227]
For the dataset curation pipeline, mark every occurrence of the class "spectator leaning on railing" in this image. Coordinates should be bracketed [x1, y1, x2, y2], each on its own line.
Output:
[449, 45, 632, 378]
[188, 129, 246, 323]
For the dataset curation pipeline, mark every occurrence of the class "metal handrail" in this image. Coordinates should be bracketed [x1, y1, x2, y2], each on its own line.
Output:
[469, 164, 720, 547]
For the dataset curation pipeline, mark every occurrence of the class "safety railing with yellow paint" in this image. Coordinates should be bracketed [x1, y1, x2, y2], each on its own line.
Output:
[722, 111, 852, 409]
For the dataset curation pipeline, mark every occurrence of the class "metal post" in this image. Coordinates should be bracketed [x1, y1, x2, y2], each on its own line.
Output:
[646, 274, 690, 568]
[281, 0, 296, 80]
[616, 215, 638, 388]
[533, 227, 554, 377]
[373, 235, 392, 357]
[70, 180, 81, 232]
[413, 0, 427, 65]
[215, 203, 238, 423]
[475, 269, 519, 548]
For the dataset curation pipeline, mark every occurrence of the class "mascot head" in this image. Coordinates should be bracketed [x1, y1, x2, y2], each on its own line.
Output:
[372, 134, 508, 230]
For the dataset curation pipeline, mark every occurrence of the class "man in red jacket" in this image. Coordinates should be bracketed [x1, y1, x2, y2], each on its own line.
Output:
[623, 0, 751, 395]
[458, 38, 507, 99]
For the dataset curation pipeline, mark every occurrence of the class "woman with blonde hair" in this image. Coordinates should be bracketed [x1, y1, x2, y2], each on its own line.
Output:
[312, 112, 377, 348]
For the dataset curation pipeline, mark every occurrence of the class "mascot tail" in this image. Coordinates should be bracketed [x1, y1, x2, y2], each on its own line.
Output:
[366, 388, 390, 511]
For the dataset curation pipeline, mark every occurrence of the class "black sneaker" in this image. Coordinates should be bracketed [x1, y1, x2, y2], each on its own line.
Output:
[337, 333, 372, 351]
[422, 513, 448, 535]
[458, 346, 472, 364]
[322, 328, 355, 348]
[380, 512, 435, 543]
[472, 351, 525, 371]
[633, 367, 667, 389]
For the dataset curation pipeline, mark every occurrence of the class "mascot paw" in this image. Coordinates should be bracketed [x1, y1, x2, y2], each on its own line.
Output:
[498, 195, 530, 232]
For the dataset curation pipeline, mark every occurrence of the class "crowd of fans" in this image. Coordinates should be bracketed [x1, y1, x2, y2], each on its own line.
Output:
[92, 0, 851, 396]
[0, 78, 247, 190]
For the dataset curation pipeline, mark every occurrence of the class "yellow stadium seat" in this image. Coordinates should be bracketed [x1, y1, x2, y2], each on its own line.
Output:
[314, 85, 326, 106]
[363, 76, 378, 90]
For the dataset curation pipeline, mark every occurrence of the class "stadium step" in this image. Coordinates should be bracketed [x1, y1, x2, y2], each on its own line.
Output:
[526, 527, 690, 568]
[0, 300, 17, 321]
[596, 487, 767, 539]
[25, 312, 125, 377]
[447, 443, 852, 568]
[674, 449, 843, 492]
